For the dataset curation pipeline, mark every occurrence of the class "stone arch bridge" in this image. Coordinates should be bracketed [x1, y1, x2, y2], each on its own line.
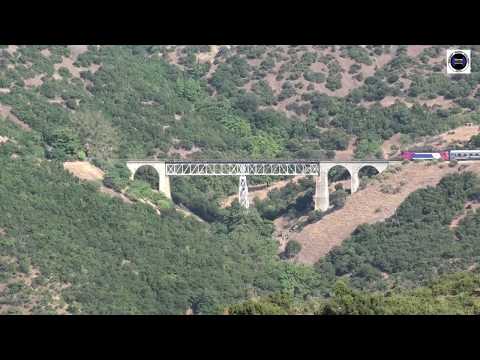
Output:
[126, 160, 399, 211]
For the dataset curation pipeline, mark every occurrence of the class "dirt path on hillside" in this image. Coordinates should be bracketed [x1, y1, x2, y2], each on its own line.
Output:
[99, 186, 133, 204]
[0, 103, 32, 131]
[449, 202, 480, 229]
[292, 161, 480, 265]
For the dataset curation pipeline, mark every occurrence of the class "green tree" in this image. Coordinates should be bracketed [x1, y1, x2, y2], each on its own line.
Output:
[284, 240, 302, 259]
[249, 132, 282, 158]
[45, 127, 82, 160]
[70, 111, 120, 162]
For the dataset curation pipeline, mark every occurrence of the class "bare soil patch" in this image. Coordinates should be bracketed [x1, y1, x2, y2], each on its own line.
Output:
[400, 77, 412, 90]
[264, 62, 284, 95]
[167, 145, 201, 159]
[362, 96, 454, 110]
[24, 73, 44, 88]
[407, 45, 432, 57]
[196, 45, 220, 63]
[416, 96, 454, 109]
[68, 45, 89, 61]
[380, 96, 402, 107]
[167, 49, 183, 68]
[6, 45, 18, 55]
[63, 161, 104, 181]
[89, 63, 101, 74]
[54, 56, 83, 79]
[437, 125, 479, 144]
[40, 49, 51, 58]
[47, 96, 66, 106]
[0, 135, 8, 145]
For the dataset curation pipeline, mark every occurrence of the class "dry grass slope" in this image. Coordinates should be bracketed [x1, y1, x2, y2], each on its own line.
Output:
[291, 161, 480, 264]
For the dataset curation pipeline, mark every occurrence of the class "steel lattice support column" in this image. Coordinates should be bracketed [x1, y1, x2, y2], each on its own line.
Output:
[239, 175, 249, 209]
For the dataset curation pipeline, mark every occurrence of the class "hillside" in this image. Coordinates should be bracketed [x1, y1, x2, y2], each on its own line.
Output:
[2, 45, 480, 315]
[1, 115, 320, 314]
[225, 270, 480, 315]
[292, 161, 480, 264]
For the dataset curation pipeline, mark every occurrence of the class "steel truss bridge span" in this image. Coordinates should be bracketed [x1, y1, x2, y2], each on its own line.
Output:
[166, 162, 320, 176]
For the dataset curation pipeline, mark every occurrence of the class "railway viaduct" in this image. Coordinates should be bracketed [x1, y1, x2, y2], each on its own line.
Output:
[126, 160, 398, 211]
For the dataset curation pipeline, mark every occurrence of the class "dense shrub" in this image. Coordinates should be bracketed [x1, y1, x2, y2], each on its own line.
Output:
[284, 240, 302, 258]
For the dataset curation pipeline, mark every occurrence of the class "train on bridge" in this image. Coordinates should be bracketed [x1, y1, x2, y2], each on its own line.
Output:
[401, 149, 480, 161]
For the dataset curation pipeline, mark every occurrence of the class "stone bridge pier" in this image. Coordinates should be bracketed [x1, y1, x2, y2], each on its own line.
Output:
[126, 161, 171, 199]
[313, 162, 389, 212]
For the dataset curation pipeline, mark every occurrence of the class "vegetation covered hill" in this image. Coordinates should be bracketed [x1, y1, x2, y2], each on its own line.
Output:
[2, 45, 480, 314]
[226, 270, 480, 315]
[0, 117, 325, 314]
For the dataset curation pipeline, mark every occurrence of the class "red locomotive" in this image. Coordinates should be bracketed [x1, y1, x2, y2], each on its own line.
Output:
[400, 151, 450, 161]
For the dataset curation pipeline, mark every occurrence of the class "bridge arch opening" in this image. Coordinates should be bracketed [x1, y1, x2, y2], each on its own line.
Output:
[358, 165, 381, 178]
[328, 165, 351, 193]
[133, 165, 159, 190]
